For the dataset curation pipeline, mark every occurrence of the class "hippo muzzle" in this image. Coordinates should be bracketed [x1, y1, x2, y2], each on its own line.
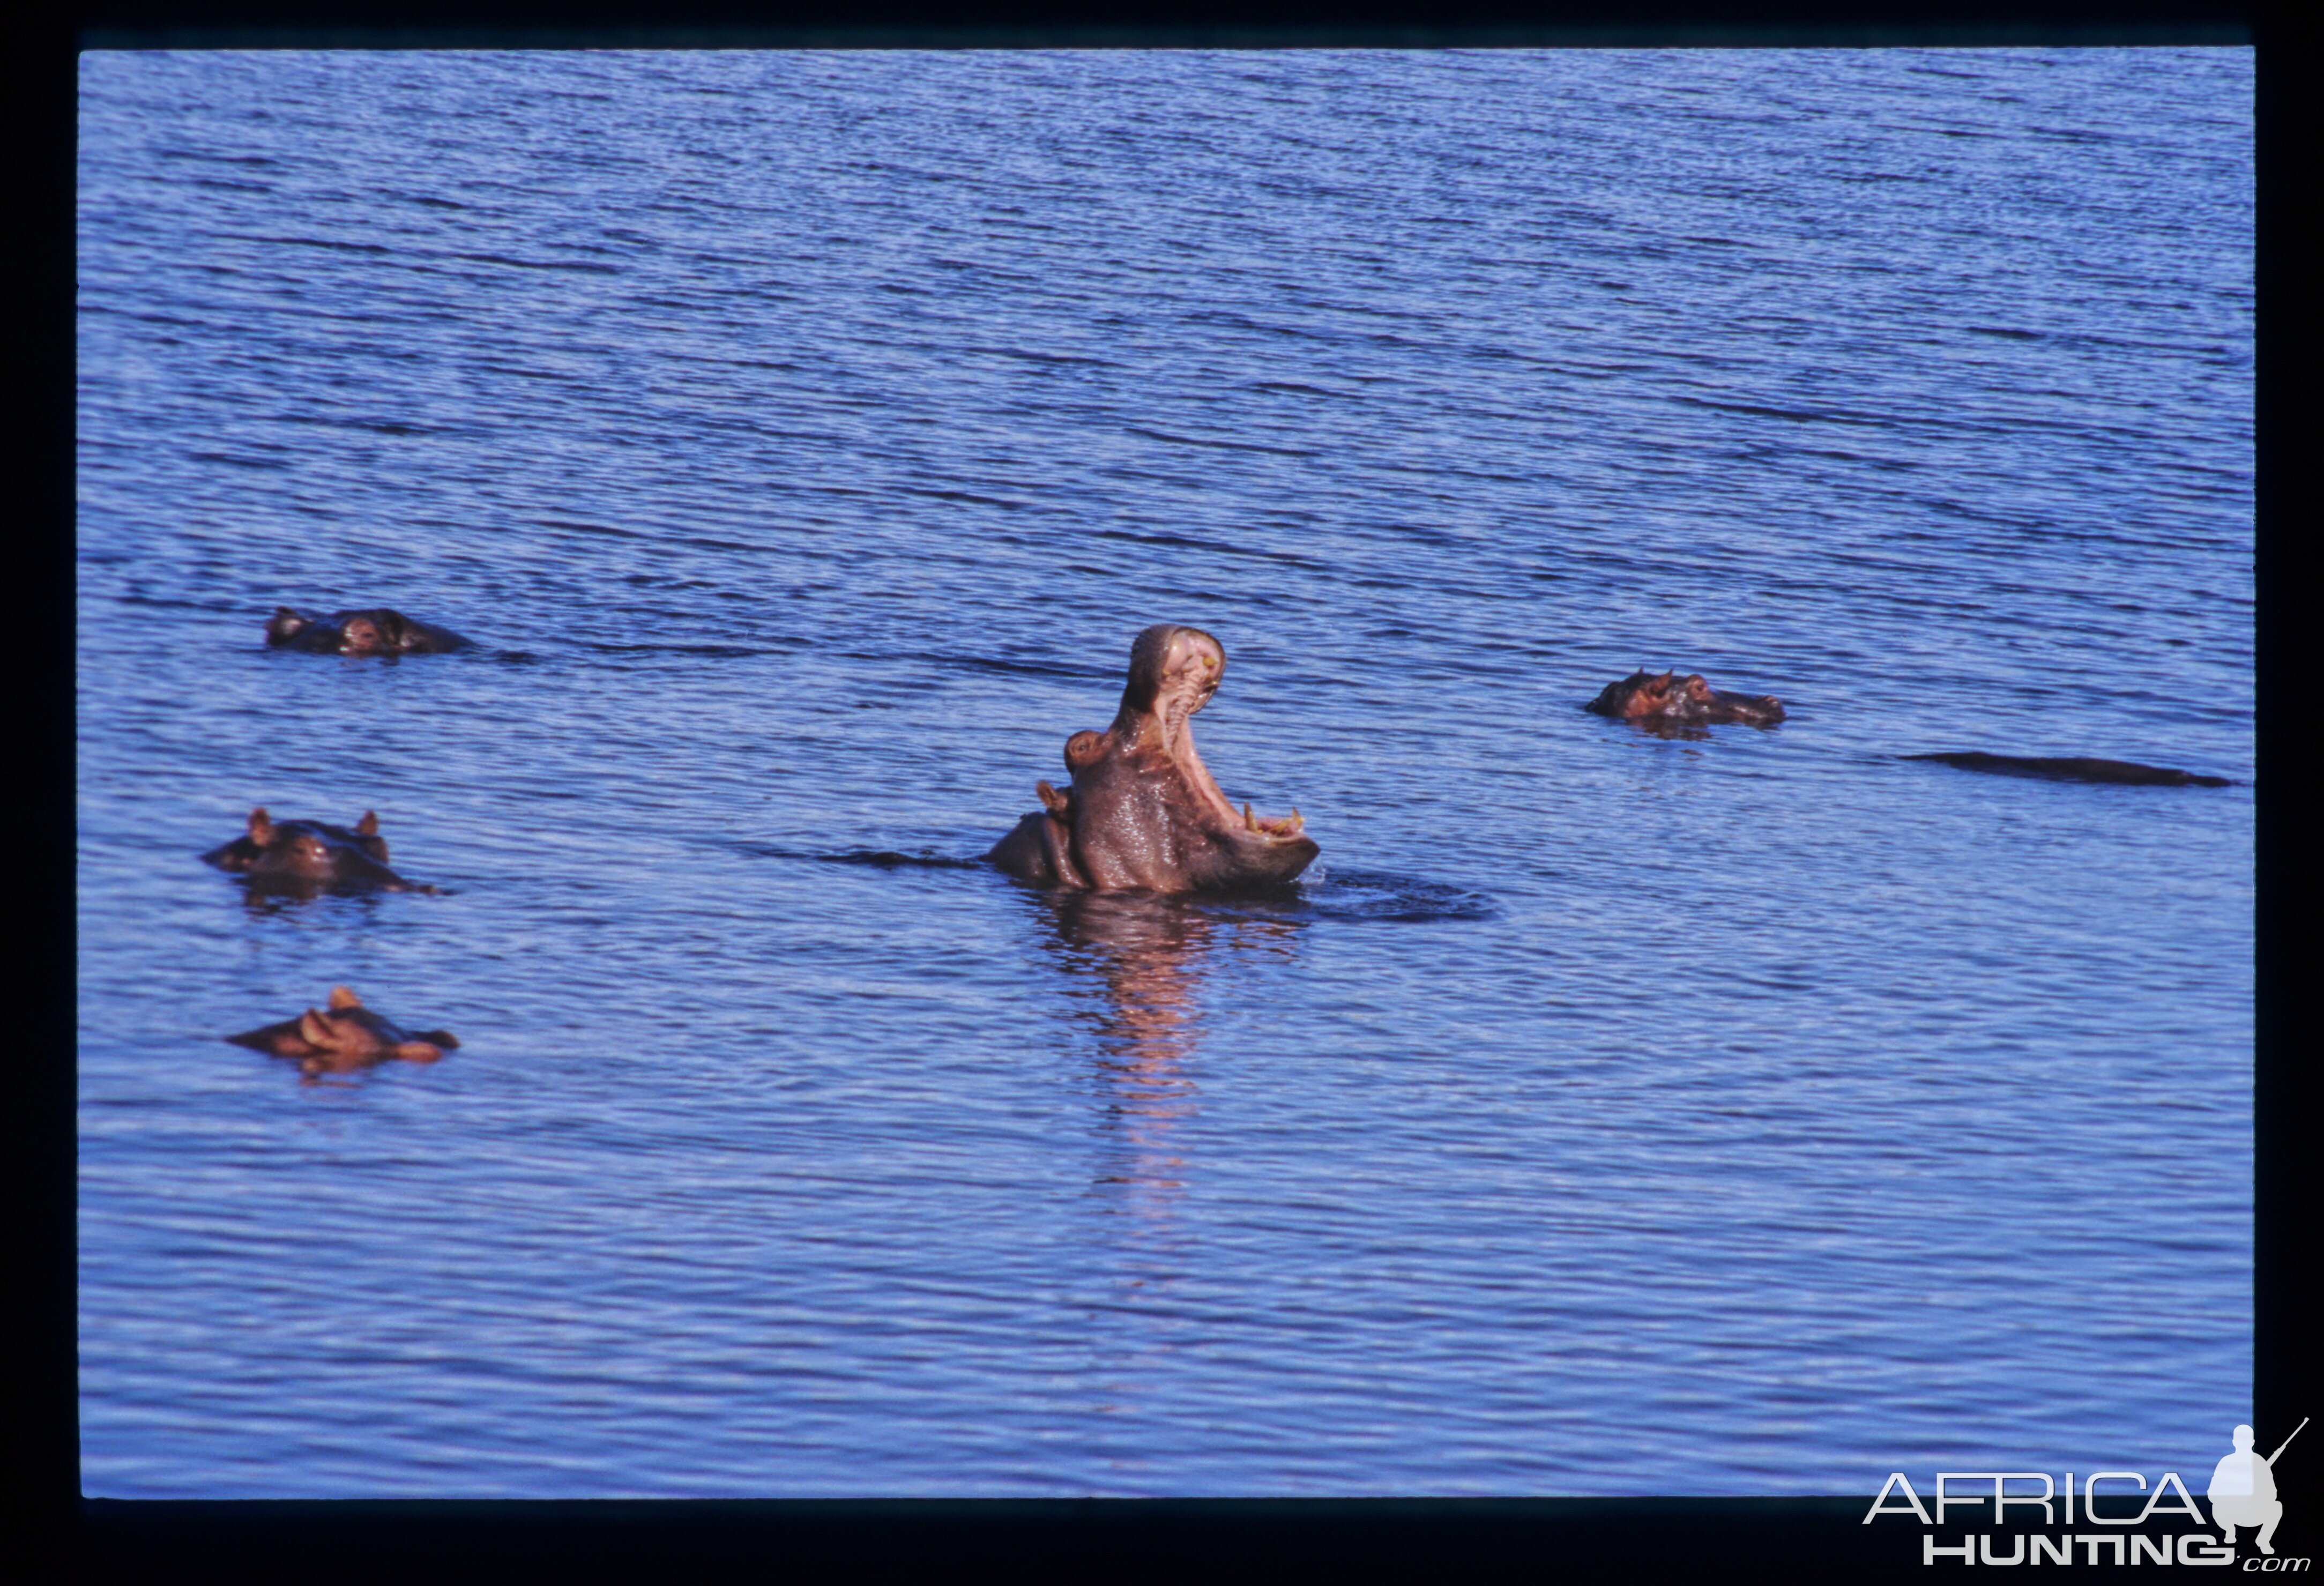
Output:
[990, 624, 1319, 893]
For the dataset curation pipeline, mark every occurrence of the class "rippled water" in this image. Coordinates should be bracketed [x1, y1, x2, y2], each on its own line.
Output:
[76, 47, 2254, 1497]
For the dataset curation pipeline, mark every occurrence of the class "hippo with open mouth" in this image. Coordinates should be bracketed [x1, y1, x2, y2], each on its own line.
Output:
[1903, 752, 2234, 787]
[1587, 668, 1786, 733]
[227, 985, 460, 1075]
[201, 807, 430, 893]
[989, 624, 1319, 892]
[265, 606, 471, 656]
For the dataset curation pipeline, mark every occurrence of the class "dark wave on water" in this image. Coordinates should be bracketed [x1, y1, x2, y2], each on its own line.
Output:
[796, 846, 993, 871]
[77, 48, 2252, 1499]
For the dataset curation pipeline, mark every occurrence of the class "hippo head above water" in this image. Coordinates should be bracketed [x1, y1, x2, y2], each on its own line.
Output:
[989, 624, 1320, 892]
[201, 807, 428, 894]
[265, 606, 471, 656]
[1586, 669, 1786, 733]
[227, 985, 460, 1076]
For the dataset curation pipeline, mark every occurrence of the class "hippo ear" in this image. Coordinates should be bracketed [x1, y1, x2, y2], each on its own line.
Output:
[248, 808, 274, 843]
[355, 811, 379, 836]
[265, 608, 308, 642]
[327, 986, 363, 1011]
[297, 1010, 336, 1049]
[1037, 779, 1071, 817]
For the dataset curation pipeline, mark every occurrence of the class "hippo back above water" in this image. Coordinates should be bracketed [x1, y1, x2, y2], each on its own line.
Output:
[202, 807, 430, 894]
[1903, 752, 2235, 787]
[265, 606, 471, 656]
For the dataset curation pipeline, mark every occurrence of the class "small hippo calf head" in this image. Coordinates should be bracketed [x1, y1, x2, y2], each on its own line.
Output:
[266, 607, 471, 656]
[1586, 669, 1786, 734]
[226, 985, 460, 1076]
[202, 807, 426, 895]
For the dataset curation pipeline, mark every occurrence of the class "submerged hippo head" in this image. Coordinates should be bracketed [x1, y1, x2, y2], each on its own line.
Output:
[201, 807, 427, 894]
[266, 607, 471, 656]
[1586, 669, 1786, 733]
[226, 985, 460, 1076]
[989, 624, 1319, 892]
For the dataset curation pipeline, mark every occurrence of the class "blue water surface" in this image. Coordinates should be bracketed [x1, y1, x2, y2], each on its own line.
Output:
[77, 47, 2253, 1497]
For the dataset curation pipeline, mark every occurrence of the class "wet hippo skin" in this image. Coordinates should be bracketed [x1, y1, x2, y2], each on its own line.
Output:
[202, 807, 430, 893]
[1902, 752, 2234, 787]
[265, 606, 471, 655]
[1587, 669, 1786, 732]
[990, 624, 1319, 892]
[227, 985, 460, 1075]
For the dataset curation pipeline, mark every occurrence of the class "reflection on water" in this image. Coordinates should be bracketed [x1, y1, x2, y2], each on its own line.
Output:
[1033, 890, 1306, 1218]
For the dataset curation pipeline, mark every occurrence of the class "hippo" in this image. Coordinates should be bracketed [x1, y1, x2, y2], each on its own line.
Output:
[265, 606, 471, 656]
[989, 624, 1319, 892]
[1902, 752, 2234, 787]
[1587, 669, 1786, 733]
[226, 985, 459, 1075]
[201, 807, 430, 893]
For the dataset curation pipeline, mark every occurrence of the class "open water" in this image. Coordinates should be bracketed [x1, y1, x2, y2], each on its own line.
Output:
[76, 47, 2254, 1497]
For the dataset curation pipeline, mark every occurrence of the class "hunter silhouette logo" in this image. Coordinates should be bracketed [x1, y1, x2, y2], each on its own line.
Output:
[2213, 1418, 2304, 1557]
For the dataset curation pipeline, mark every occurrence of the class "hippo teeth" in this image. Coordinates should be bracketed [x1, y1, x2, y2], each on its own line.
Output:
[1241, 803, 1304, 839]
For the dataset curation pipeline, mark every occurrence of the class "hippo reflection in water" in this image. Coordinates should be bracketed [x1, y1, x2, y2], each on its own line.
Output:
[227, 986, 460, 1075]
[1903, 752, 2234, 787]
[202, 807, 430, 893]
[265, 606, 471, 656]
[990, 624, 1319, 892]
[1587, 669, 1786, 734]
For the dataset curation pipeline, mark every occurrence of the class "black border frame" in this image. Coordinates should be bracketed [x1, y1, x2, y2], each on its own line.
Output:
[22, 6, 2305, 1578]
